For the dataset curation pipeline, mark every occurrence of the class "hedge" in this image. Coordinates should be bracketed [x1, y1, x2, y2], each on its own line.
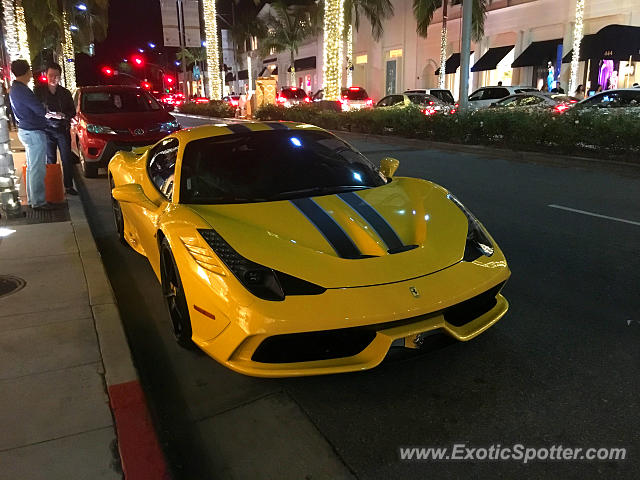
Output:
[179, 100, 235, 118]
[253, 103, 640, 160]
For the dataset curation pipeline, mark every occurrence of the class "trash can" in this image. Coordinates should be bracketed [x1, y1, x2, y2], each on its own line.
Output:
[22, 163, 65, 204]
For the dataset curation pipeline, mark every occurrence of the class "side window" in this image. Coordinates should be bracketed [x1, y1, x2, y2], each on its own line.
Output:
[377, 96, 391, 107]
[487, 88, 509, 100]
[469, 89, 485, 101]
[147, 138, 179, 199]
[390, 95, 405, 106]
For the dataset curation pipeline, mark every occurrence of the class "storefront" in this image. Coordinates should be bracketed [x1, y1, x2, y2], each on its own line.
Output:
[471, 46, 514, 86]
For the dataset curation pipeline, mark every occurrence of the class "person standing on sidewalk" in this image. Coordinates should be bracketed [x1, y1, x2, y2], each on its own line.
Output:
[9, 59, 52, 210]
[35, 63, 78, 195]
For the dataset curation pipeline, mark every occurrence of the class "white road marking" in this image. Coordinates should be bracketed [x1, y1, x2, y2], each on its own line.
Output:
[548, 204, 640, 226]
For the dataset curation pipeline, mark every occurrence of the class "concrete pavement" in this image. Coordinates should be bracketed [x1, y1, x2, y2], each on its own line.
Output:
[0, 135, 168, 479]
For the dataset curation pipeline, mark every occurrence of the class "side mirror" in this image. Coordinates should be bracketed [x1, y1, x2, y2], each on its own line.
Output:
[379, 157, 400, 179]
[112, 184, 157, 210]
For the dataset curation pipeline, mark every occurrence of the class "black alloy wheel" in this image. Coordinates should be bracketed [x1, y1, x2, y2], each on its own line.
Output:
[80, 149, 99, 178]
[160, 238, 196, 349]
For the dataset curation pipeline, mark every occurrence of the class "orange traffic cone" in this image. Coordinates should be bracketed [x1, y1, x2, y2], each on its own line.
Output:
[22, 163, 65, 204]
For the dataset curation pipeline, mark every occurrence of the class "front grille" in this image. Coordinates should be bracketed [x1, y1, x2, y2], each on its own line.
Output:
[443, 282, 504, 327]
[252, 328, 376, 364]
[251, 282, 505, 364]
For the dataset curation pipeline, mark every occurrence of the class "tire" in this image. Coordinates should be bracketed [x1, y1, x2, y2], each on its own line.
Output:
[109, 177, 128, 247]
[71, 138, 80, 164]
[160, 238, 196, 349]
[80, 150, 99, 178]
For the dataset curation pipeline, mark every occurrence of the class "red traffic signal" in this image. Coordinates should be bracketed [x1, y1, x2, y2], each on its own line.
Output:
[141, 81, 151, 90]
[131, 54, 144, 67]
[101, 66, 114, 76]
[39, 73, 47, 83]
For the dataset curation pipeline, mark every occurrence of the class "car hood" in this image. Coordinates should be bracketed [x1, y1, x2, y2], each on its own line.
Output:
[188, 178, 469, 289]
[83, 110, 172, 129]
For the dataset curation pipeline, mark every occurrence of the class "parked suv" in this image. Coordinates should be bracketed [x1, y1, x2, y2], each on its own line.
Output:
[71, 86, 180, 177]
[468, 85, 538, 109]
[404, 88, 455, 104]
[313, 87, 373, 111]
[276, 87, 311, 107]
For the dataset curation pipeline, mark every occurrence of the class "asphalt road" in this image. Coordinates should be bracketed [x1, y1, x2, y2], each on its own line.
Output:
[77, 115, 640, 480]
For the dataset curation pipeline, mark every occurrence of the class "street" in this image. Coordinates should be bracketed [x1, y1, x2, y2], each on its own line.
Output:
[77, 116, 639, 480]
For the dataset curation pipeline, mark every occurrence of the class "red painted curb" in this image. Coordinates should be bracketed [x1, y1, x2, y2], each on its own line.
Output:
[108, 380, 171, 480]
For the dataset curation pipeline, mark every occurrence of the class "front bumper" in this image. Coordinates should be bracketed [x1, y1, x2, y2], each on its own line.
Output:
[187, 255, 510, 377]
[83, 138, 164, 167]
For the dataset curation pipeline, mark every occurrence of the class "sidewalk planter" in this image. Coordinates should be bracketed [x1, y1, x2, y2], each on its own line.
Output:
[179, 100, 235, 118]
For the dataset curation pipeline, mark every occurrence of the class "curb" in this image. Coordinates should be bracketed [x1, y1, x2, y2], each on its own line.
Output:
[67, 195, 170, 480]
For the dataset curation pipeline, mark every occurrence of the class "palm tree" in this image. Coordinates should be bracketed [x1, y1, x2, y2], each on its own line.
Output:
[260, 0, 320, 87]
[413, 0, 489, 89]
[230, 8, 266, 91]
[343, 0, 394, 86]
[2, 0, 20, 60]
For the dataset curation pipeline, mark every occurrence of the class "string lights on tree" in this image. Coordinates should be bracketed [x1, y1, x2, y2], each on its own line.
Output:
[438, 0, 449, 90]
[203, 0, 222, 100]
[346, 24, 353, 88]
[62, 11, 77, 92]
[2, 0, 19, 61]
[323, 0, 344, 100]
[16, 2, 29, 61]
[568, 0, 584, 95]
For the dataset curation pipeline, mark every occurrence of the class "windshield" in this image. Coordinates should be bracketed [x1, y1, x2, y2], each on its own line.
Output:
[180, 130, 386, 204]
[82, 90, 162, 114]
[341, 88, 369, 100]
[281, 89, 307, 99]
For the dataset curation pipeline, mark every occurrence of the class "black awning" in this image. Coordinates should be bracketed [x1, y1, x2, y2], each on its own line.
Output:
[238, 69, 248, 80]
[471, 46, 514, 72]
[225, 72, 235, 82]
[511, 39, 562, 67]
[582, 24, 640, 60]
[562, 35, 595, 63]
[435, 52, 474, 75]
[287, 56, 317, 72]
[262, 57, 277, 64]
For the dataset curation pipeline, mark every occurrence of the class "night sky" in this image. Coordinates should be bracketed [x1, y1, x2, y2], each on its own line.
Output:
[77, 0, 240, 86]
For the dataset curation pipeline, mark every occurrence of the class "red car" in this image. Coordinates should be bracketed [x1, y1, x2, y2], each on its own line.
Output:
[71, 85, 180, 177]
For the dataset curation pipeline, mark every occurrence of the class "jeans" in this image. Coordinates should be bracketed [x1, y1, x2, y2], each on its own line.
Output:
[18, 129, 47, 207]
[45, 127, 73, 188]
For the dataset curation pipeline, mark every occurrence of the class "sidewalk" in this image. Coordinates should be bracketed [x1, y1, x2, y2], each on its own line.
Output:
[0, 135, 169, 479]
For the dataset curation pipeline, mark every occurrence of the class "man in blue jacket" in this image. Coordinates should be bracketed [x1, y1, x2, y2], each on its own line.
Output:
[9, 59, 51, 209]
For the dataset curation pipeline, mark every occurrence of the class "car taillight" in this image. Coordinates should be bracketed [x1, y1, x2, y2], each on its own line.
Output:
[569, 99, 578, 104]
[555, 104, 570, 113]
[421, 107, 436, 116]
[365, 98, 373, 107]
[277, 95, 286, 104]
[304, 96, 311, 103]
[349, 87, 360, 91]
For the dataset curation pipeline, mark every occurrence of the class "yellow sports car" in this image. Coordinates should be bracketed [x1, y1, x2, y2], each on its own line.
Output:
[108, 121, 510, 377]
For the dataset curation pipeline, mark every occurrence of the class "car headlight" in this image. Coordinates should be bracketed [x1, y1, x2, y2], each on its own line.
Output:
[447, 193, 494, 261]
[198, 229, 325, 301]
[159, 120, 180, 132]
[86, 124, 117, 135]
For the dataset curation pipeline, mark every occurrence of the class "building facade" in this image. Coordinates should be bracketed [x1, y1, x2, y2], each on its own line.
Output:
[353, 0, 640, 100]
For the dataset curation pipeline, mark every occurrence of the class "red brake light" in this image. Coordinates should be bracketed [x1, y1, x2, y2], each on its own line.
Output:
[277, 95, 286, 104]
[421, 107, 436, 116]
[555, 104, 570, 113]
[349, 87, 360, 91]
[304, 96, 311, 103]
[230, 99, 239, 106]
[569, 99, 577, 103]
[39, 74, 47, 83]
[365, 98, 373, 106]
[290, 87, 297, 90]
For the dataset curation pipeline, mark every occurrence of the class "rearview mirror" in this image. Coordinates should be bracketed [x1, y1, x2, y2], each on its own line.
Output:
[112, 184, 157, 210]
[379, 157, 400, 179]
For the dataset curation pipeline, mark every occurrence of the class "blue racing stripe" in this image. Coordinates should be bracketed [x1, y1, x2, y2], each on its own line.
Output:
[290, 198, 362, 259]
[338, 192, 405, 252]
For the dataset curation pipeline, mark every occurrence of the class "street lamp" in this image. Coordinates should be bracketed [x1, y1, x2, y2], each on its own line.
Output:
[148, 42, 156, 49]
[75, 3, 87, 11]
[70, 25, 79, 31]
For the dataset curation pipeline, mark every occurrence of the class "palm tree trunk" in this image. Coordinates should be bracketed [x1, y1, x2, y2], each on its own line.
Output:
[2, 0, 19, 61]
[438, 0, 448, 89]
[568, 0, 584, 95]
[290, 50, 295, 87]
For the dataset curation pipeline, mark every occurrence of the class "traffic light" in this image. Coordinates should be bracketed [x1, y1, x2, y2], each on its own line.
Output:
[101, 66, 114, 76]
[131, 54, 144, 67]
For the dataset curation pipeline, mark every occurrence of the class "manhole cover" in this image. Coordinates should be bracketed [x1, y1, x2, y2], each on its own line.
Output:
[0, 275, 26, 298]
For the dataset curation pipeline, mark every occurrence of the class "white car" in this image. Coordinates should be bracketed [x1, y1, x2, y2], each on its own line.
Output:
[404, 88, 455, 105]
[468, 85, 538, 109]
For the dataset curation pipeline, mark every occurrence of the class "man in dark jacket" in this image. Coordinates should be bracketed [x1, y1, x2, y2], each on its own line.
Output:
[35, 62, 77, 195]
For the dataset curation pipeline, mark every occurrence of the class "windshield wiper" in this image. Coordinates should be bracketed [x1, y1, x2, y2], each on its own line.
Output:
[269, 185, 369, 200]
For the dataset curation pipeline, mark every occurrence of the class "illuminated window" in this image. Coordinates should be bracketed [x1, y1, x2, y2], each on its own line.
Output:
[356, 54, 368, 64]
[389, 49, 403, 58]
